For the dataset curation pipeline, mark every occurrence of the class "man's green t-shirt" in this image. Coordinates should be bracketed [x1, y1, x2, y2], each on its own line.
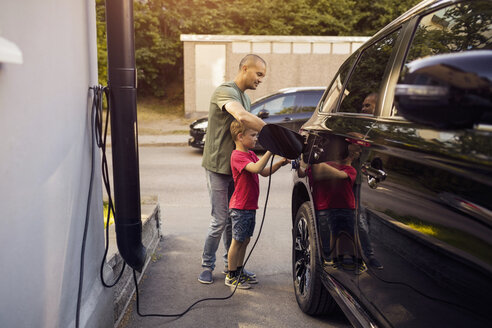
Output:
[202, 82, 251, 175]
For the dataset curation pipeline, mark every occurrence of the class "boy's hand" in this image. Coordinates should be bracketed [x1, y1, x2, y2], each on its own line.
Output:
[299, 154, 308, 169]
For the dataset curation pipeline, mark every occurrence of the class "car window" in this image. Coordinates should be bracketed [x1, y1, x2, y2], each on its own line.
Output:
[296, 91, 324, 113]
[338, 29, 401, 115]
[251, 94, 296, 115]
[320, 56, 356, 113]
[394, 1, 492, 116]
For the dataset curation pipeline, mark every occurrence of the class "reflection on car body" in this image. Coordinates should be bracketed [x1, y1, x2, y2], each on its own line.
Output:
[290, 1, 492, 327]
[188, 86, 325, 149]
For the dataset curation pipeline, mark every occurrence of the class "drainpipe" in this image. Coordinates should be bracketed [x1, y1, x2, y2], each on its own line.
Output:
[105, 0, 146, 272]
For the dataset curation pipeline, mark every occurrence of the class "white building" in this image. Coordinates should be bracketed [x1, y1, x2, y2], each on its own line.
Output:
[0, 1, 111, 327]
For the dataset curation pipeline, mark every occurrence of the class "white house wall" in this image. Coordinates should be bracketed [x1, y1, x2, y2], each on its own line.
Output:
[0, 1, 111, 327]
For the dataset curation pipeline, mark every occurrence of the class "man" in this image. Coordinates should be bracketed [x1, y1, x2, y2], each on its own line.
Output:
[198, 54, 267, 284]
[361, 93, 378, 115]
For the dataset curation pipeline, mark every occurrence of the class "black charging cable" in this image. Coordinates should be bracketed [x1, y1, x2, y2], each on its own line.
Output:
[93, 85, 128, 288]
[132, 155, 276, 318]
[78, 85, 128, 328]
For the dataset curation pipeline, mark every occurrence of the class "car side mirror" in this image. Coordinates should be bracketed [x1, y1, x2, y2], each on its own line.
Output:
[395, 50, 492, 129]
[258, 109, 270, 119]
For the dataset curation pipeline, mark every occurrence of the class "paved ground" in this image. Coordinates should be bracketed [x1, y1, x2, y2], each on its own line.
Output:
[117, 145, 350, 328]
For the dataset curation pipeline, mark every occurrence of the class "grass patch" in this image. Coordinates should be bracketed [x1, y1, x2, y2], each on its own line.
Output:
[103, 201, 114, 228]
[137, 97, 185, 121]
[137, 127, 189, 135]
[101, 96, 193, 135]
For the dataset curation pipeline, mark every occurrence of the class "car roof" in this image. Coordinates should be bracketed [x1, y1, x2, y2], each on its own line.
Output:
[276, 86, 326, 93]
[252, 86, 325, 104]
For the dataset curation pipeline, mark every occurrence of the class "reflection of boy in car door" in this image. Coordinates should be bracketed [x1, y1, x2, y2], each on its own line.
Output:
[300, 143, 366, 273]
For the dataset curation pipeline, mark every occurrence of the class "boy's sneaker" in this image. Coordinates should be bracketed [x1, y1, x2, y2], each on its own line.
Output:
[225, 274, 251, 289]
[198, 269, 213, 284]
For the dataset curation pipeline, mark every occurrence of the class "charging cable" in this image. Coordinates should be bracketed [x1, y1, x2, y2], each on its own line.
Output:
[94, 85, 128, 288]
[132, 156, 275, 318]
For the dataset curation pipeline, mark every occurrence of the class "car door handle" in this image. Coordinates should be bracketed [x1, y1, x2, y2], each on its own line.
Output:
[283, 117, 293, 121]
[361, 162, 386, 189]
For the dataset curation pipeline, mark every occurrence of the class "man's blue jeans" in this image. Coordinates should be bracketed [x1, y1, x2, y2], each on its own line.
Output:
[201, 169, 234, 270]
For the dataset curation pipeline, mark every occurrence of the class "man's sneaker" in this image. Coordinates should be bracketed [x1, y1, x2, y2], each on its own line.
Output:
[240, 273, 258, 284]
[241, 267, 256, 278]
[368, 257, 383, 270]
[223, 267, 256, 279]
[225, 275, 251, 289]
[198, 269, 213, 284]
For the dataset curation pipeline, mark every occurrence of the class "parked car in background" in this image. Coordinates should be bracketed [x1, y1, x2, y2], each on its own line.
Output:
[188, 86, 325, 149]
[290, 0, 491, 327]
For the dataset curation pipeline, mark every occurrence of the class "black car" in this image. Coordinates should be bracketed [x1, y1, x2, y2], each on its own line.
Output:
[290, 1, 492, 327]
[188, 86, 325, 149]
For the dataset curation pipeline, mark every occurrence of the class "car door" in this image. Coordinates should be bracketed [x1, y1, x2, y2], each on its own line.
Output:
[303, 27, 404, 317]
[357, 2, 492, 327]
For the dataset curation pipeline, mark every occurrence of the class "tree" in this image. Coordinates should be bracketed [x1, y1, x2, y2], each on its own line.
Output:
[95, 0, 422, 98]
[95, 0, 107, 86]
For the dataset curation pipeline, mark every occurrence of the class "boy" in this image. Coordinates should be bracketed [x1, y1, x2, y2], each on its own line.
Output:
[226, 120, 288, 289]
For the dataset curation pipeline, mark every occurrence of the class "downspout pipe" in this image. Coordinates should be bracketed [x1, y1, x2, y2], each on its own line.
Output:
[105, 0, 146, 272]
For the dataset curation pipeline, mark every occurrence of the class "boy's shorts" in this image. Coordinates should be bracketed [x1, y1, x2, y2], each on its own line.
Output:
[229, 209, 256, 242]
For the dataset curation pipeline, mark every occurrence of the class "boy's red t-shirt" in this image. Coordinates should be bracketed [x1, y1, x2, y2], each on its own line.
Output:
[311, 162, 357, 211]
[229, 150, 260, 210]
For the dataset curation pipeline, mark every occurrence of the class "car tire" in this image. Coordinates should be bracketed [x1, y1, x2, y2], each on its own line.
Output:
[293, 201, 336, 315]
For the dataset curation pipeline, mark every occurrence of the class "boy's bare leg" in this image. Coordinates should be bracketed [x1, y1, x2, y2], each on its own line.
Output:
[228, 239, 243, 272]
[236, 237, 250, 269]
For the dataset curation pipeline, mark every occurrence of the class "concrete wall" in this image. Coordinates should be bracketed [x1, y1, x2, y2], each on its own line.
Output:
[181, 35, 370, 117]
[0, 1, 112, 327]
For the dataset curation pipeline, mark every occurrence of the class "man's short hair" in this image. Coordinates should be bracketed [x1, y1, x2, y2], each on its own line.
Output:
[239, 54, 266, 70]
[230, 120, 247, 141]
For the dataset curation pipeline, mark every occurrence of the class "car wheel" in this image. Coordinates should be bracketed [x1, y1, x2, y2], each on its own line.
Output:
[293, 201, 336, 315]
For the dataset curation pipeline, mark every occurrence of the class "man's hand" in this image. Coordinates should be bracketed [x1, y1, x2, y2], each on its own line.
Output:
[224, 101, 266, 132]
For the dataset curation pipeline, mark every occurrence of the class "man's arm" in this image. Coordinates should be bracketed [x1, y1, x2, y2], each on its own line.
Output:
[224, 101, 266, 132]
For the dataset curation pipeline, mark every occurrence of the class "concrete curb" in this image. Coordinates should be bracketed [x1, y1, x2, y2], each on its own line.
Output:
[102, 203, 162, 328]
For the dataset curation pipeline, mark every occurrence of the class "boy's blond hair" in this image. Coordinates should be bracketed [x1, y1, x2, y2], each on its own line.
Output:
[230, 120, 247, 141]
